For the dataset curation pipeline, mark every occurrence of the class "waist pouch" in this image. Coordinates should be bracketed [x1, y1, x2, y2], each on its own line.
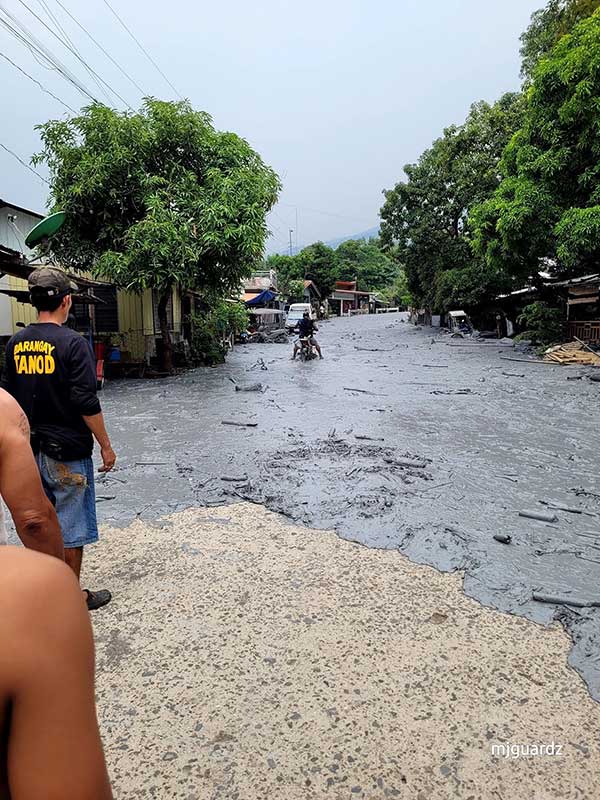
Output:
[31, 431, 85, 463]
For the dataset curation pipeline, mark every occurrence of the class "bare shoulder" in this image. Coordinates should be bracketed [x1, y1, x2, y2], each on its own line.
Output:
[0, 389, 29, 439]
[0, 547, 82, 630]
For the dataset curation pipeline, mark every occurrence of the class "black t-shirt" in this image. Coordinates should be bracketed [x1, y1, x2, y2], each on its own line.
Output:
[298, 318, 315, 337]
[1, 323, 101, 460]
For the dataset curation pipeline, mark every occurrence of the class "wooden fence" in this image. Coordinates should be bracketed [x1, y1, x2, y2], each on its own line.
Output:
[568, 320, 600, 343]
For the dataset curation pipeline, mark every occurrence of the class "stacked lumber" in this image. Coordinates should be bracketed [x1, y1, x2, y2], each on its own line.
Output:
[544, 340, 600, 365]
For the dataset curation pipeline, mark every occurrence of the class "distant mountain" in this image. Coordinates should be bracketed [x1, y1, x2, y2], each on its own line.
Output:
[325, 226, 380, 249]
[273, 225, 380, 256]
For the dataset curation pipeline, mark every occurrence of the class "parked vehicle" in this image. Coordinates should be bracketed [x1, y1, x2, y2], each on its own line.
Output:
[447, 309, 475, 337]
[286, 303, 314, 333]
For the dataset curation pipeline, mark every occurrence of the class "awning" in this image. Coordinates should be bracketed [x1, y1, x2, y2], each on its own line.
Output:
[245, 289, 276, 306]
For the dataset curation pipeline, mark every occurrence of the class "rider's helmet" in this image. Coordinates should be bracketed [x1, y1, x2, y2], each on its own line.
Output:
[303, 311, 309, 318]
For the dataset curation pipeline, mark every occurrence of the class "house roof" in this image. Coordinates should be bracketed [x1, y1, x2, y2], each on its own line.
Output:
[303, 279, 321, 298]
[552, 273, 600, 287]
[0, 199, 44, 220]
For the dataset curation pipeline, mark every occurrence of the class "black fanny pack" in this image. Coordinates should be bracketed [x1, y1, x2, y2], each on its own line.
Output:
[30, 430, 66, 462]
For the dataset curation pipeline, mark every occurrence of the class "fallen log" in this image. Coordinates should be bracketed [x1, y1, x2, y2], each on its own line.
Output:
[343, 386, 387, 397]
[499, 356, 554, 364]
[532, 593, 599, 608]
[384, 456, 427, 469]
[519, 510, 558, 523]
[221, 420, 258, 428]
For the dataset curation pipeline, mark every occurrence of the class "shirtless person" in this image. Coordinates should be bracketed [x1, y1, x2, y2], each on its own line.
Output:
[0, 391, 112, 798]
[0, 548, 113, 799]
[0, 389, 63, 559]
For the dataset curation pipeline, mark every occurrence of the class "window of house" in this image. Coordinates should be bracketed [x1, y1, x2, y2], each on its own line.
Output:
[152, 289, 174, 334]
[93, 284, 119, 332]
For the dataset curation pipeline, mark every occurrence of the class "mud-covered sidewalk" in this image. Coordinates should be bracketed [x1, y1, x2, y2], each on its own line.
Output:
[88, 504, 600, 800]
[97, 314, 600, 701]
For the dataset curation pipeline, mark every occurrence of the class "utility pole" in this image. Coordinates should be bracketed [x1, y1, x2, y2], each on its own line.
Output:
[289, 229, 294, 257]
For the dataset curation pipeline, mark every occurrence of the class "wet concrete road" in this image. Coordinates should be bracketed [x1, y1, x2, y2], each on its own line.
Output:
[98, 313, 600, 699]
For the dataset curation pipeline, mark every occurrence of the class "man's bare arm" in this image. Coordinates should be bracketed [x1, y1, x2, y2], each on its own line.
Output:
[82, 412, 116, 473]
[0, 391, 64, 560]
[1, 548, 112, 799]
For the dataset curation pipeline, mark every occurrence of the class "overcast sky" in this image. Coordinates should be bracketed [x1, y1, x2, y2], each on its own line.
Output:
[0, 0, 542, 253]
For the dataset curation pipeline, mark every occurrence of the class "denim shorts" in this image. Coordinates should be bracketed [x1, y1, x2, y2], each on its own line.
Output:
[36, 453, 99, 548]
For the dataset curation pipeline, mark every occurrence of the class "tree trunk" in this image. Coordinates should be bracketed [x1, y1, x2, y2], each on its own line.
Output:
[157, 289, 173, 374]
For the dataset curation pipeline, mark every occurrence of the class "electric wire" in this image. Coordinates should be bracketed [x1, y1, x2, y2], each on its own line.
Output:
[0, 50, 77, 111]
[100, 0, 182, 99]
[13, 0, 133, 108]
[52, 0, 147, 96]
[0, 142, 49, 185]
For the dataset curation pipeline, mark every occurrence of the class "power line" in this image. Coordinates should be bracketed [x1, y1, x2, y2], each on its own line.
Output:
[13, 0, 133, 108]
[0, 141, 49, 185]
[0, 50, 77, 111]
[100, 0, 182, 99]
[52, 0, 147, 97]
[0, 5, 99, 101]
[36, 0, 113, 104]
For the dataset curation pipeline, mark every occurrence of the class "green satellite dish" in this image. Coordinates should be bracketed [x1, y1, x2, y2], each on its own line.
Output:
[25, 211, 67, 248]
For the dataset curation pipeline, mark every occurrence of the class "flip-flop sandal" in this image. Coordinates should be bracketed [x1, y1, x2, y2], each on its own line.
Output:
[84, 589, 112, 611]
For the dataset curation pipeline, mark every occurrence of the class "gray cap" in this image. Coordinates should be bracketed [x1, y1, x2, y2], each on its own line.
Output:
[28, 267, 78, 299]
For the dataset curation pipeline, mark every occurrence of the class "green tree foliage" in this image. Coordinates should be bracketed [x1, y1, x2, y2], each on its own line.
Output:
[33, 99, 280, 371]
[520, 0, 600, 79]
[380, 93, 523, 313]
[473, 12, 600, 283]
[296, 242, 339, 297]
[335, 238, 398, 290]
[516, 301, 564, 345]
[266, 238, 401, 300]
[377, 271, 411, 308]
[189, 301, 249, 366]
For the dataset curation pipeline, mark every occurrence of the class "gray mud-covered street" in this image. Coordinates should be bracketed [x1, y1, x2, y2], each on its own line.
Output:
[96, 313, 600, 701]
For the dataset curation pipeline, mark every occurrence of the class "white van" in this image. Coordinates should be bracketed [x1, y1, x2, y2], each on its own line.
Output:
[286, 303, 314, 333]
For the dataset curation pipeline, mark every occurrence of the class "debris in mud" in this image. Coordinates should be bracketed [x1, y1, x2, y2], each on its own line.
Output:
[221, 475, 249, 483]
[544, 340, 600, 366]
[135, 461, 168, 466]
[248, 358, 268, 371]
[519, 510, 559, 523]
[532, 593, 600, 608]
[431, 389, 472, 395]
[234, 382, 265, 393]
[221, 420, 258, 428]
[502, 371, 525, 378]
[384, 456, 427, 469]
[343, 386, 387, 397]
[500, 356, 552, 365]
[539, 501, 583, 515]
[493, 534, 512, 545]
[355, 434, 384, 442]
[354, 346, 395, 352]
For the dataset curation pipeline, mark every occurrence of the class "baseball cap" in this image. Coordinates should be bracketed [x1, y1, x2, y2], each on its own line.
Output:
[28, 267, 78, 300]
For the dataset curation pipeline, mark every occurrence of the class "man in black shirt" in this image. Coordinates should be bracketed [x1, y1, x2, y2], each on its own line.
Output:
[292, 312, 323, 359]
[2, 268, 116, 611]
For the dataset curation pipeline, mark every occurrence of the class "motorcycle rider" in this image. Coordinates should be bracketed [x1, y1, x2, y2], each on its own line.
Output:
[292, 311, 323, 360]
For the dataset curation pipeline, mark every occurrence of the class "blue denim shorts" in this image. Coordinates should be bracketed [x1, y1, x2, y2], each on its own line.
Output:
[36, 453, 99, 548]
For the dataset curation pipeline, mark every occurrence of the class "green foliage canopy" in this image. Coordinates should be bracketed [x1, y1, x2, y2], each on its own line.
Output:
[473, 12, 600, 282]
[520, 0, 600, 79]
[379, 93, 523, 313]
[34, 99, 280, 299]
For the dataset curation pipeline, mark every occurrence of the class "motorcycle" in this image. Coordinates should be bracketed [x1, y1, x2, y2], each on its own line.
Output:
[298, 336, 318, 362]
